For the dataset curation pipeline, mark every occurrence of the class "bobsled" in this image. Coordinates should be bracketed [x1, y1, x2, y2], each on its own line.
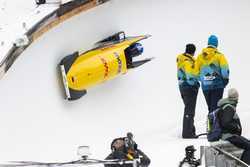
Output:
[59, 31, 152, 100]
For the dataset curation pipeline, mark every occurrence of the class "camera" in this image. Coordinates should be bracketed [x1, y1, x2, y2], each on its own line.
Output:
[179, 145, 200, 167]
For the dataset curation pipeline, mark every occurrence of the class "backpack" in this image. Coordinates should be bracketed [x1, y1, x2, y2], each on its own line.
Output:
[207, 108, 222, 142]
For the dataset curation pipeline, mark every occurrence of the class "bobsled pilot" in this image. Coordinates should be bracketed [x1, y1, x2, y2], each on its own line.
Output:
[125, 43, 144, 69]
[104, 132, 151, 167]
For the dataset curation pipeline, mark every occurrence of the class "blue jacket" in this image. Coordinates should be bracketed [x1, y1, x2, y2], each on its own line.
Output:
[177, 53, 199, 89]
[196, 47, 229, 90]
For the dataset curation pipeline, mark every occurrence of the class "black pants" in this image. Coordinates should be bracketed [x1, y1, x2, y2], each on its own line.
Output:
[180, 87, 199, 138]
[203, 88, 224, 113]
[227, 135, 250, 165]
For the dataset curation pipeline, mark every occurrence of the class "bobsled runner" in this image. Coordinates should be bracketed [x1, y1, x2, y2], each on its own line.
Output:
[59, 31, 152, 100]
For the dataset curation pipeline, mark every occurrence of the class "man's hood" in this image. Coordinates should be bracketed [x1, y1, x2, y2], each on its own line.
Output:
[218, 98, 237, 108]
[201, 47, 217, 60]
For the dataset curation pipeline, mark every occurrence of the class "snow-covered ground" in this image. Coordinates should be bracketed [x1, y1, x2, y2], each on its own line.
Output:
[0, 0, 250, 166]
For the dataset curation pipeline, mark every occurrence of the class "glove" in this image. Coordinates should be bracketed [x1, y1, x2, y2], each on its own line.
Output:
[223, 78, 229, 87]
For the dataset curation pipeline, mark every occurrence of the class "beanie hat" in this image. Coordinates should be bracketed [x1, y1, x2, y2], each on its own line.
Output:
[208, 35, 218, 48]
[185, 44, 196, 55]
[228, 88, 239, 101]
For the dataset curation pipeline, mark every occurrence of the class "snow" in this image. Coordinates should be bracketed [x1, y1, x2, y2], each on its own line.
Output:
[0, 3, 59, 61]
[20, 5, 58, 31]
[0, 0, 250, 166]
[0, 30, 12, 63]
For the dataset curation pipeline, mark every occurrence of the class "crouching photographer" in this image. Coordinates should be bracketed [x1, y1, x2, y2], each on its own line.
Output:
[104, 132, 151, 167]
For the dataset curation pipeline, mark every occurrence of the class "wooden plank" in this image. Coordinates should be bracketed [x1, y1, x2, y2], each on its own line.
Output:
[0, 0, 109, 78]
[32, 0, 103, 40]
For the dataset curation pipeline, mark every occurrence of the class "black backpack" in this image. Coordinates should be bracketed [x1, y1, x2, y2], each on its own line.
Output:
[207, 108, 222, 142]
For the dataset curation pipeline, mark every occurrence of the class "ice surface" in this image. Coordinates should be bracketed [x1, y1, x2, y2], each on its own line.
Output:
[0, 0, 250, 166]
[0, 27, 13, 62]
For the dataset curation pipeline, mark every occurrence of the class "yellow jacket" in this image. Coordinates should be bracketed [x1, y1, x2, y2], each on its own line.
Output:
[177, 53, 199, 88]
[196, 47, 229, 90]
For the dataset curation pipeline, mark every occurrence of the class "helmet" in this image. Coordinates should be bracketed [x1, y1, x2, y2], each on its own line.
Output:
[128, 43, 144, 57]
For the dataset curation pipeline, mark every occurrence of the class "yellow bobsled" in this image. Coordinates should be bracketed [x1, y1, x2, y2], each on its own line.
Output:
[59, 31, 152, 100]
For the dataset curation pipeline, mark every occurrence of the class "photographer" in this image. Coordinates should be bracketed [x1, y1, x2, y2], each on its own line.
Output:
[104, 133, 150, 167]
[179, 145, 200, 167]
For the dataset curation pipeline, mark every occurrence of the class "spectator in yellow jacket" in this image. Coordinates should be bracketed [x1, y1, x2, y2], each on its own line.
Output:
[196, 35, 229, 113]
[177, 44, 200, 138]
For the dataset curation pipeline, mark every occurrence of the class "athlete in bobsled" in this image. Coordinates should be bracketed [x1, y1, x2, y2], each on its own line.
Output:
[125, 43, 144, 69]
[104, 132, 151, 167]
[59, 31, 152, 100]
